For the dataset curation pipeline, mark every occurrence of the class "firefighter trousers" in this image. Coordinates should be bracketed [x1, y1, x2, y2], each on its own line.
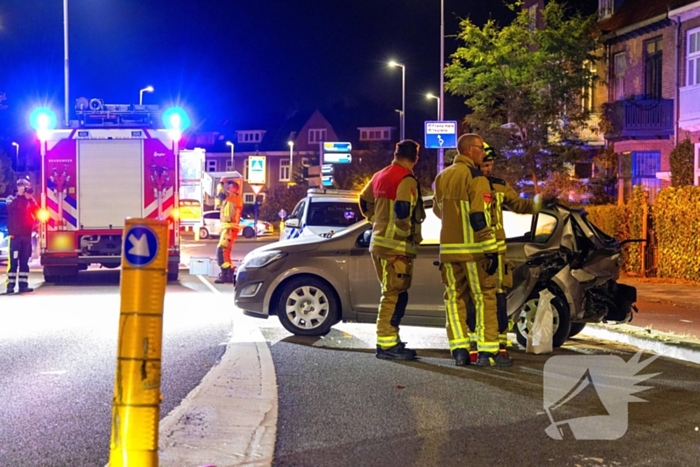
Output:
[371, 254, 413, 350]
[496, 253, 512, 349]
[216, 227, 240, 270]
[6, 235, 32, 291]
[441, 258, 499, 354]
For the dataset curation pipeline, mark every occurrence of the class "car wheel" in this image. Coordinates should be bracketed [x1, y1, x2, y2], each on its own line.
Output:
[568, 322, 587, 338]
[243, 227, 255, 239]
[199, 227, 209, 239]
[515, 290, 571, 348]
[277, 277, 339, 336]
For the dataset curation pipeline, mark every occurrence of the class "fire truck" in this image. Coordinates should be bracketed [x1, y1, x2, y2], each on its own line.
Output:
[32, 100, 188, 282]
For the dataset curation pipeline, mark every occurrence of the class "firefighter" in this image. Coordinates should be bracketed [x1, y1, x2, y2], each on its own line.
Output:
[359, 139, 426, 360]
[215, 178, 243, 284]
[5, 179, 39, 294]
[479, 143, 545, 358]
[433, 133, 511, 367]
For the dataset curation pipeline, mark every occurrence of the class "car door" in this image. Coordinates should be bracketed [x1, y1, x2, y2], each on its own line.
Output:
[203, 211, 221, 236]
[282, 199, 306, 240]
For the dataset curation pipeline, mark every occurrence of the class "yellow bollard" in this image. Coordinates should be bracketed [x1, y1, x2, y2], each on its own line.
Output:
[194, 224, 200, 242]
[109, 218, 168, 467]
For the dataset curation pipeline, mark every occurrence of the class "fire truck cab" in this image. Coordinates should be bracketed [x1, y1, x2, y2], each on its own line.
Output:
[34, 101, 186, 282]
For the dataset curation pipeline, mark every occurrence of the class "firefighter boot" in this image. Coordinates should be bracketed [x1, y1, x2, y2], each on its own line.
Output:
[376, 344, 416, 361]
[452, 348, 469, 366]
[4, 284, 16, 294]
[469, 341, 479, 364]
[18, 287, 34, 293]
[215, 267, 234, 284]
[476, 352, 514, 368]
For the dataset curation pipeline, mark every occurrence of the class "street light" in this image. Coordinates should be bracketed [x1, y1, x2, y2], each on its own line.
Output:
[426, 93, 441, 120]
[394, 109, 403, 140]
[287, 141, 294, 183]
[12, 142, 19, 170]
[139, 86, 154, 105]
[226, 141, 235, 171]
[389, 61, 406, 141]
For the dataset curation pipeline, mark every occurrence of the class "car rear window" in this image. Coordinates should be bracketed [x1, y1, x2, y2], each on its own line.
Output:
[306, 201, 361, 227]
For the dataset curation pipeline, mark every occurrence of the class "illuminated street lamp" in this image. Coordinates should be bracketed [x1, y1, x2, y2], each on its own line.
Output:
[426, 93, 441, 120]
[139, 86, 154, 105]
[389, 61, 406, 140]
[287, 141, 295, 185]
[12, 142, 19, 169]
[226, 141, 235, 171]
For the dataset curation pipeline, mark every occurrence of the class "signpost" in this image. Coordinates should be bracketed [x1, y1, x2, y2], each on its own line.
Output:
[247, 155, 266, 184]
[424, 121, 458, 149]
[251, 184, 264, 240]
[323, 141, 352, 165]
[321, 164, 334, 175]
[321, 175, 334, 187]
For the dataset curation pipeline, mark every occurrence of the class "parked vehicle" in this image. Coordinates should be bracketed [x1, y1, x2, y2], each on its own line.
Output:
[280, 188, 362, 241]
[198, 210, 273, 239]
[234, 200, 637, 347]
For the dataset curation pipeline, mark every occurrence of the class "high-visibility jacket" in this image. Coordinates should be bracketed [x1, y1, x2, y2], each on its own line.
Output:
[359, 160, 425, 259]
[488, 176, 540, 253]
[220, 192, 242, 230]
[433, 155, 497, 262]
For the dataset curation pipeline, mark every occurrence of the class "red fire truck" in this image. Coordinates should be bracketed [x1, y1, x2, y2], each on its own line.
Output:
[33, 102, 188, 282]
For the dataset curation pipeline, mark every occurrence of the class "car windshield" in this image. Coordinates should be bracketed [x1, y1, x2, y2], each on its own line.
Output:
[306, 201, 362, 228]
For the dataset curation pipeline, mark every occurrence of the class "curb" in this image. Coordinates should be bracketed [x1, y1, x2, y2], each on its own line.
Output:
[158, 292, 277, 466]
[579, 323, 700, 365]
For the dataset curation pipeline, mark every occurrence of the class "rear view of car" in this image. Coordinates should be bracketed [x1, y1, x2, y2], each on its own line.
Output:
[281, 189, 362, 241]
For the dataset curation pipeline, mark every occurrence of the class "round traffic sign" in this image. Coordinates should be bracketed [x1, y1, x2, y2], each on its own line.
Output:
[124, 226, 159, 267]
[278, 209, 287, 219]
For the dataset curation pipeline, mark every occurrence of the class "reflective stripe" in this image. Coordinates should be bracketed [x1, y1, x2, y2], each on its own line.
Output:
[440, 244, 485, 254]
[460, 200, 472, 245]
[386, 200, 396, 239]
[371, 235, 417, 256]
[449, 338, 470, 351]
[497, 255, 504, 294]
[466, 262, 485, 345]
[444, 263, 466, 347]
[377, 258, 401, 349]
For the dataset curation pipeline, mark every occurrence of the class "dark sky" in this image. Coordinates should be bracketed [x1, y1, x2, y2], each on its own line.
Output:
[0, 1, 594, 135]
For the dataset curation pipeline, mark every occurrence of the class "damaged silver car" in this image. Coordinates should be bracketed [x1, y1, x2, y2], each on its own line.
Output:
[234, 200, 637, 347]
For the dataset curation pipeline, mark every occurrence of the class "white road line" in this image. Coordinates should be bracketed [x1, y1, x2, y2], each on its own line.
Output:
[197, 274, 220, 295]
[680, 319, 693, 323]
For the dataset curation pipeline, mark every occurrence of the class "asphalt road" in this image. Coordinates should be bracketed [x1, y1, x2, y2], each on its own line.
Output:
[0, 270, 234, 467]
[260, 319, 700, 467]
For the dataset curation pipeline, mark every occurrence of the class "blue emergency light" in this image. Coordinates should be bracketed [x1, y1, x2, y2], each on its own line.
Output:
[162, 106, 191, 131]
[29, 107, 58, 131]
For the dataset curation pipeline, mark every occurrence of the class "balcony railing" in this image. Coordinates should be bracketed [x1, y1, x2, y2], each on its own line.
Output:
[603, 99, 674, 140]
[679, 86, 700, 131]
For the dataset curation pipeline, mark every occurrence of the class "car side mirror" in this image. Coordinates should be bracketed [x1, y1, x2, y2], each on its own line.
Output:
[285, 218, 299, 229]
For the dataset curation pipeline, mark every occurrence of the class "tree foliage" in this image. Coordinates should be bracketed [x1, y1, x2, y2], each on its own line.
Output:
[0, 150, 16, 197]
[445, 0, 600, 195]
[670, 138, 694, 187]
[256, 184, 309, 223]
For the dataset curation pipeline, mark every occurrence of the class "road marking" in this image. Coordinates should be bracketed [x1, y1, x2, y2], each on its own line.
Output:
[197, 274, 221, 295]
[680, 320, 693, 323]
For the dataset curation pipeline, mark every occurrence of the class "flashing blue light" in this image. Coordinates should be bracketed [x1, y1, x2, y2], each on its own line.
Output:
[162, 107, 190, 131]
[29, 107, 58, 131]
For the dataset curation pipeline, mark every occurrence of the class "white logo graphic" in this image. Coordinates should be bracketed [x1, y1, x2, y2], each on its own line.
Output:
[437, 134, 444, 146]
[127, 233, 151, 258]
[543, 352, 660, 440]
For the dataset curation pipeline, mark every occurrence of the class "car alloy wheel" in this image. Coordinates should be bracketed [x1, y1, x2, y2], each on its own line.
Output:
[199, 227, 209, 239]
[514, 291, 571, 348]
[277, 277, 338, 336]
[243, 227, 255, 239]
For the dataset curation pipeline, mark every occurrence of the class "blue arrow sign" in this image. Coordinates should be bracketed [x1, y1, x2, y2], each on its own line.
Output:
[424, 121, 458, 149]
[124, 225, 159, 267]
[323, 142, 352, 153]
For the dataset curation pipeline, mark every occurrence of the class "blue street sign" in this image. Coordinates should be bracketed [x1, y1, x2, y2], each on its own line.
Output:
[278, 209, 287, 219]
[323, 153, 352, 164]
[124, 225, 159, 267]
[424, 121, 458, 149]
[321, 175, 334, 186]
[323, 142, 352, 153]
[321, 164, 334, 174]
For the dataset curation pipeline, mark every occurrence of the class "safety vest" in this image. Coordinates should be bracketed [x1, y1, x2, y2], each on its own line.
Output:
[220, 193, 242, 230]
[488, 177, 538, 253]
[361, 161, 423, 259]
[433, 155, 497, 263]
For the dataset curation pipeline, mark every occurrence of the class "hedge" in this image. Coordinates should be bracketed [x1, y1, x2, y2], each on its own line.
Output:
[654, 187, 700, 282]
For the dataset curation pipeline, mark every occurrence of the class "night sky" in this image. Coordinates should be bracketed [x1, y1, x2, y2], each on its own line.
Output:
[0, 1, 596, 137]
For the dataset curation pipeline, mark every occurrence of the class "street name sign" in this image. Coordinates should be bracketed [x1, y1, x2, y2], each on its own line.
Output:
[424, 121, 458, 149]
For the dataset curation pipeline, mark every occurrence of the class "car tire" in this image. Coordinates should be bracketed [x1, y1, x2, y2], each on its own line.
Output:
[243, 227, 255, 239]
[276, 276, 339, 336]
[514, 290, 571, 348]
[568, 322, 587, 338]
[199, 227, 209, 239]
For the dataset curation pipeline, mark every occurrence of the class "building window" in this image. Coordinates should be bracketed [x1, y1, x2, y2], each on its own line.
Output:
[632, 151, 661, 202]
[359, 127, 392, 141]
[301, 157, 311, 167]
[599, 0, 614, 20]
[582, 62, 596, 111]
[687, 29, 700, 87]
[225, 158, 234, 171]
[237, 131, 264, 144]
[280, 159, 290, 181]
[614, 52, 626, 100]
[645, 37, 663, 99]
[244, 193, 255, 204]
[308, 129, 327, 144]
[206, 160, 217, 172]
[243, 158, 249, 181]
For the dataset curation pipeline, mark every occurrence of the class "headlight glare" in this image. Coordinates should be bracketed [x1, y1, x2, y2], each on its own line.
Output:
[243, 250, 287, 269]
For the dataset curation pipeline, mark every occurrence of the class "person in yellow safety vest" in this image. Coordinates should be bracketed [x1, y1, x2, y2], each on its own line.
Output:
[433, 133, 511, 367]
[479, 142, 547, 359]
[359, 139, 426, 360]
[215, 178, 243, 284]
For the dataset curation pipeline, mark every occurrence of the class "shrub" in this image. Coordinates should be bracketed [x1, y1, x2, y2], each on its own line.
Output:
[654, 187, 700, 282]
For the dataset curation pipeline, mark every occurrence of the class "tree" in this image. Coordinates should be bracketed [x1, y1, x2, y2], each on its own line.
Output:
[445, 1, 600, 195]
[670, 138, 694, 187]
[0, 149, 16, 197]
[257, 184, 309, 223]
